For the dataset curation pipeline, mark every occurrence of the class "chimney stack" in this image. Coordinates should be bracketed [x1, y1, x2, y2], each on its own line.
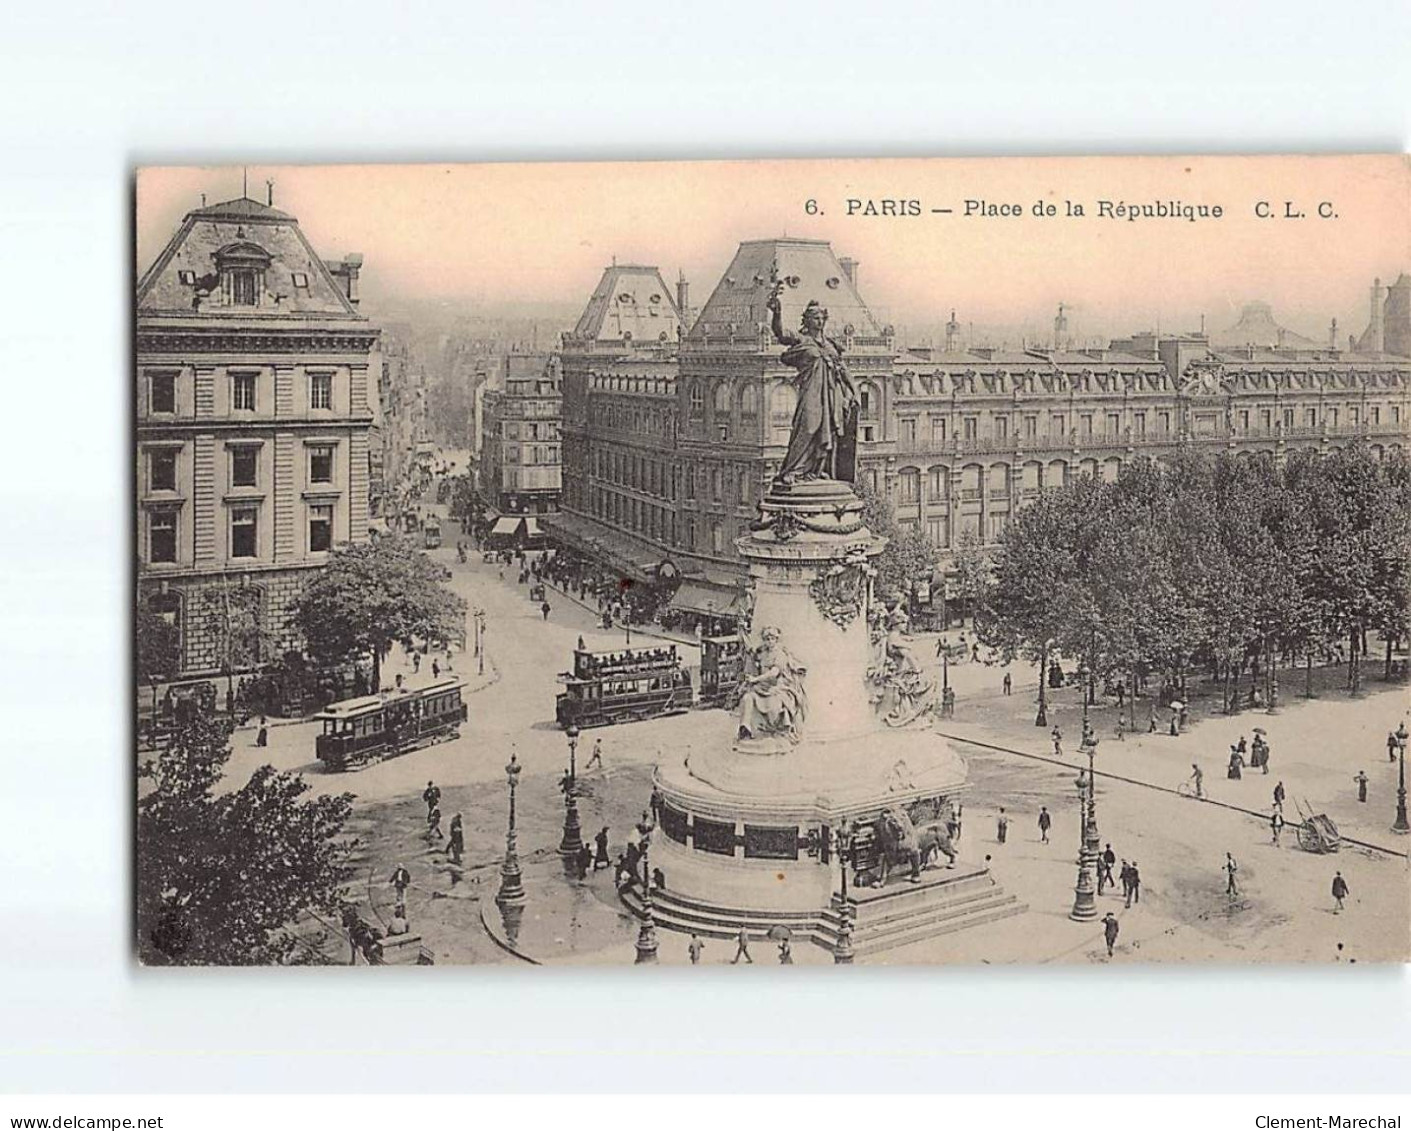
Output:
[1329, 318, 1339, 352]
[839, 257, 858, 289]
[945, 309, 960, 353]
[676, 271, 689, 322]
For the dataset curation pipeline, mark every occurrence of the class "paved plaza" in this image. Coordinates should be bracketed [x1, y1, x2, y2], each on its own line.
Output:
[216, 515, 1410, 967]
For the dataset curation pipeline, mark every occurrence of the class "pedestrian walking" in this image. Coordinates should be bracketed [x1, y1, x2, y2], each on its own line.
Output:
[1102, 912, 1119, 958]
[1148, 704, 1158, 734]
[576, 843, 593, 880]
[1119, 860, 1132, 903]
[650, 786, 664, 824]
[577, 636, 586, 651]
[448, 813, 465, 865]
[1037, 807, 1052, 844]
[412, 652, 421, 674]
[427, 805, 444, 840]
[1353, 771, 1369, 803]
[423, 781, 441, 818]
[1189, 764, 1204, 799]
[586, 738, 604, 772]
[1332, 871, 1349, 913]
[1270, 810, 1284, 847]
[255, 718, 268, 747]
[688, 934, 704, 965]
[731, 925, 754, 965]
[432, 658, 440, 679]
[1051, 726, 1063, 757]
[541, 601, 551, 621]
[1127, 861, 1141, 907]
[1224, 852, 1239, 898]
[593, 827, 611, 870]
[1002, 671, 1012, 696]
[996, 808, 1009, 844]
[1099, 844, 1116, 895]
[389, 863, 411, 902]
[1169, 708, 1179, 737]
[1115, 681, 1125, 710]
[1273, 781, 1286, 812]
[778, 938, 794, 965]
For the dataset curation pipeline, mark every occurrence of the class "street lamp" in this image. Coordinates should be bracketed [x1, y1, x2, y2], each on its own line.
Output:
[1036, 638, 1053, 728]
[833, 819, 856, 964]
[1069, 729, 1100, 921]
[634, 817, 660, 964]
[495, 752, 526, 907]
[1393, 721, 1409, 835]
[558, 724, 585, 859]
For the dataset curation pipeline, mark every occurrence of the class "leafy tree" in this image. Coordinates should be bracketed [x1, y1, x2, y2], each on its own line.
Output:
[136, 599, 181, 718]
[292, 534, 466, 690]
[858, 478, 937, 608]
[952, 529, 991, 626]
[136, 707, 355, 965]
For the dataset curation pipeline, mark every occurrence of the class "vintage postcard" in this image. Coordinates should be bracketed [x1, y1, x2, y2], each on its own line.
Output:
[134, 155, 1411, 966]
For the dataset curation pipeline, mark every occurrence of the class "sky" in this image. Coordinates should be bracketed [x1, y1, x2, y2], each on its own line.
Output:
[136, 156, 1409, 344]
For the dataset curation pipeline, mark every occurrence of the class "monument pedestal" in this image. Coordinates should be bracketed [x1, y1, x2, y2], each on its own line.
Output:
[630, 480, 1024, 957]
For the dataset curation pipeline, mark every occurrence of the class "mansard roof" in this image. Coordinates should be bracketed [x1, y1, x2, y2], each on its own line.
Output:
[569, 264, 681, 345]
[136, 196, 362, 319]
[687, 237, 886, 347]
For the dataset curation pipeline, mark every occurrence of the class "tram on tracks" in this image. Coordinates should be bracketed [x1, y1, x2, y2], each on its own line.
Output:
[698, 635, 745, 708]
[555, 645, 693, 729]
[314, 678, 467, 771]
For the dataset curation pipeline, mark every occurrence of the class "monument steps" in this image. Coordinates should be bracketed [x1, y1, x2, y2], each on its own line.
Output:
[620, 865, 1026, 958]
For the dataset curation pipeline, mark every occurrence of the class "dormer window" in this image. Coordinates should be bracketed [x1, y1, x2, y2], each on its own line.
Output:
[177, 270, 197, 285]
[291, 271, 309, 289]
[213, 237, 273, 307]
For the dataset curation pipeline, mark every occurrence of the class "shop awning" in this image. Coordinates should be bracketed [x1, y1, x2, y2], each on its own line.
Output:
[670, 580, 746, 616]
[524, 517, 543, 539]
[490, 517, 521, 536]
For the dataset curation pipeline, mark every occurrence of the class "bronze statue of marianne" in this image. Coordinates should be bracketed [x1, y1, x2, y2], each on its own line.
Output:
[767, 282, 859, 487]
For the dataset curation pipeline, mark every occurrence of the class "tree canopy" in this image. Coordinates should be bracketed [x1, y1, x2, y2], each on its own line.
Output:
[137, 709, 355, 965]
[291, 535, 467, 689]
[974, 445, 1410, 708]
[857, 478, 936, 603]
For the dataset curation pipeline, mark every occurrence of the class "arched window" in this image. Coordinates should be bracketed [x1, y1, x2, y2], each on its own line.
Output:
[859, 382, 881, 419]
[928, 465, 948, 501]
[897, 467, 920, 504]
[689, 381, 704, 419]
[739, 383, 759, 419]
[713, 381, 730, 417]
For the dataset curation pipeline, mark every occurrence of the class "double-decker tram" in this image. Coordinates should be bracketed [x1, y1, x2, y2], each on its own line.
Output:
[555, 645, 693, 729]
[315, 678, 467, 771]
[698, 635, 745, 707]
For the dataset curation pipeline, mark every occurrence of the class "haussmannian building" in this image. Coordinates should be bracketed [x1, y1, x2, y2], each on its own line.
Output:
[135, 194, 380, 678]
[550, 245, 1411, 618]
[479, 351, 563, 516]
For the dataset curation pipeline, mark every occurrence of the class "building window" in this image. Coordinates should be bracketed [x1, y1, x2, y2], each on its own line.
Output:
[995, 417, 1009, 441]
[900, 418, 917, 446]
[309, 504, 333, 553]
[309, 444, 334, 484]
[927, 517, 949, 549]
[686, 517, 696, 550]
[1024, 416, 1037, 440]
[310, 372, 333, 410]
[1159, 412, 1170, 435]
[1106, 413, 1120, 436]
[232, 372, 257, 411]
[929, 466, 948, 499]
[1051, 414, 1065, 438]
[931, 417, 947, 444]
[963, 418, 977, 441]
[1349, 407, 1359, 426]
[1393, 406, 1400, 425]
[149, 510, 177, 563]
[711, 522, 724, 554]
[862, 424, 876, 443]
[291, 271, 309, 289]
[1134, 412, 1146, 437]
[148, 449, 177, 492]
[230, 507, 258, 559]
[898, 468, 920, 503]
[231, 447, 258, 488]
[1282, 408, 1294, 429]
[1239, 411, 1249, 432]
[1329, 407, 1339, 428]
[1305, 408, 1317, 428]
[1370, 406, 1380, 425]
[231, 270, 258, 305]
[1081, 414, 1094, 437]
[689, 383, 704, 418]
[150, 372, 177, 414]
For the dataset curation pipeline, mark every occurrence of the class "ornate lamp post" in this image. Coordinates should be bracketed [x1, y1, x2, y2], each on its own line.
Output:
[474, 608, 486, 676]
[1069, 729, 1100, 922]
[1393, 721, 1409, 835]
[495, 752, 526, 907]
[833, 820, 856, 964]
[558, 724, 585, 858]
[1036, 638, 1053, 728]
[634, 817, 660, 964]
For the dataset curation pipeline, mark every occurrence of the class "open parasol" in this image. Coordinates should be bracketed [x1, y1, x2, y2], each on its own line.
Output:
[1169, 700, 1186, 711]
[1252, 726, 1267, 735]
[766, 924, 793, 942]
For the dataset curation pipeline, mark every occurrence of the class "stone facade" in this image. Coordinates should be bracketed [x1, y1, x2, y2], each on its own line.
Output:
[480, 351, 562, 515]
[136, 194, 379, 679]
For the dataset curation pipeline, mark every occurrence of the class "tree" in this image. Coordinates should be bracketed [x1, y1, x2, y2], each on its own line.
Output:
[136, 707, 355, 965]
[291, 535, 467, 690]
[858, 478, 937, 607]
[136, 599, 181, 719]
[952, 529, 991, 626]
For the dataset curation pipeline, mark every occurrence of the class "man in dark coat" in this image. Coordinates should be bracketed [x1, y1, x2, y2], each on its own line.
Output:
[1103, 912, 1119, 958]
[423, 781, 441, 818]
[1038, 807, 1052, 844]
[1100, 844, 1117, 894]
[593, 827, 611, 870]
[1332, 871, 1349, 913]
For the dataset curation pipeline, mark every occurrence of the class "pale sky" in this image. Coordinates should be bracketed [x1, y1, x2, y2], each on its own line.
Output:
[136, 156, 1409, 341]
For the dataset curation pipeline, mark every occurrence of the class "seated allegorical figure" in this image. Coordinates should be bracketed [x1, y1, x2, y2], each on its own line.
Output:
[736, 626, 808, 744]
